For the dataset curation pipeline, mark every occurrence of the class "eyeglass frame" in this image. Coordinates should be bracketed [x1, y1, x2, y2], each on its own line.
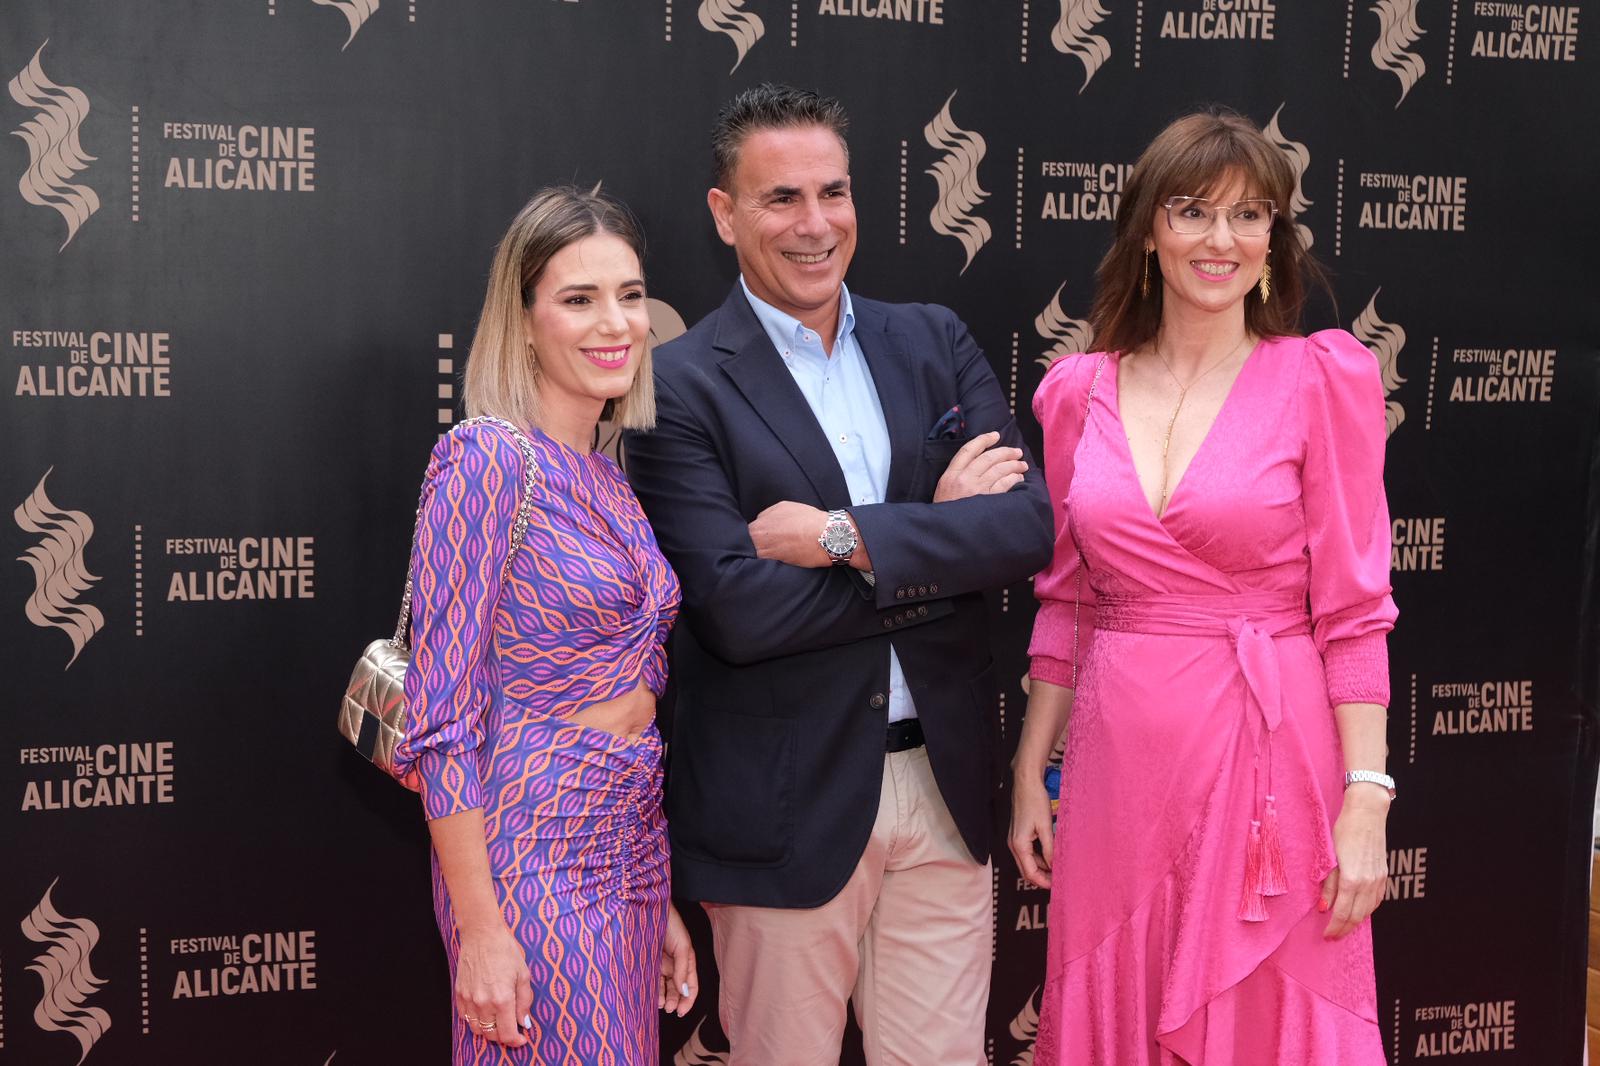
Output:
[1161, 195, 1279, 236]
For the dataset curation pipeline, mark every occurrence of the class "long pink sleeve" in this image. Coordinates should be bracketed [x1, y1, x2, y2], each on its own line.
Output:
[1028, 354, 1101, 687]
[1298, 329, 1399, 707]
[390, 423, 524, 819]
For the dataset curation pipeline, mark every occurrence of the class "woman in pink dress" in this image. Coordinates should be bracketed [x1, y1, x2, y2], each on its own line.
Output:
[1008, 110, 1397, 1063]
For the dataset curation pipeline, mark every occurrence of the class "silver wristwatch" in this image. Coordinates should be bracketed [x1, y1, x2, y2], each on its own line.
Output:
[817, 509, 858, 566]
[1344, 770, 1396, 800]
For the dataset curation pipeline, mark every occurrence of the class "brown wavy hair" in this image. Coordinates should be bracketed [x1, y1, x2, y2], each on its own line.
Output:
[1088, 108, 1330, 356]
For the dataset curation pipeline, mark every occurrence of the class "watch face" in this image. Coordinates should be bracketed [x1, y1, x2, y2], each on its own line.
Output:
[821, 524, 855, 554]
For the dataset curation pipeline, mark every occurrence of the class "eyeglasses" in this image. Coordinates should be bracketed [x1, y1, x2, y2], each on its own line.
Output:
[1162, 196, 1278, 237]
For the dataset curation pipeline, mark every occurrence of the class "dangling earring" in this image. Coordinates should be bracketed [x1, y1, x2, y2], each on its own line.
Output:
[1141, 249, 1152, 299]
[1258, 252, 1272, 304]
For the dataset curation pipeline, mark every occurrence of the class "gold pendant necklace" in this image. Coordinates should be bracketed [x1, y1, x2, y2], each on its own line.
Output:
[1153, 333, 1252, 513]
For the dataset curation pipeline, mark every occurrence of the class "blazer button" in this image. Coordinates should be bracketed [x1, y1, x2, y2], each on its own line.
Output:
[930, 583, 940, 594]
[869, 693, 886, 709]
[918, 606, 928, 616]
[918, 585, 928, 596]
[896, 588, 906, 599]
[883, 618, 894, 629]
[893, 612, 905, 624]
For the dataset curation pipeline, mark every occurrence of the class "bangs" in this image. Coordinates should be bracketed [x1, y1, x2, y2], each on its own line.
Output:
[1142, 121, 1290, 211]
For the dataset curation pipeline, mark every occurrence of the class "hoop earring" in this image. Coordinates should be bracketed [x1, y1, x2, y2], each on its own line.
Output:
[1258, 253, 1272, 304]
[1141, 249, 1152, 299]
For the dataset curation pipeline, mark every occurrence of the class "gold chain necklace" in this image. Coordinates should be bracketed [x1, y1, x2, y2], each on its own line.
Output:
[1152, 333, 1252, 513]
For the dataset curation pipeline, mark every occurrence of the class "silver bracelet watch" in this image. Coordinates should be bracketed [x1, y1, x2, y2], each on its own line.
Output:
[817, 509, 858, 566]
[1343, 770, 1396, 800]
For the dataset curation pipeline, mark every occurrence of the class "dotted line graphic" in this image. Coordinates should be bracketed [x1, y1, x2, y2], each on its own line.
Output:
[1014, 146, 1025, 250]
[131, 106, 140, 223]
[408, 0, 416, 23]
[990, 864, 1001, 960]
[898, 140, 908, 246]
[664, 0, 672, 42]
[1334, 159, 1345, 257]
[438, 334, 455, 430]
[1008, 332, 1020, 413]
[1426, 337, 1438, 430]
[268, 0, 275, 14]
[1134, 1, 1144, 67]
[1409, 673, 1418, 764]
[1020, 0, 1030, 62]
[134, 525, 144, 637]
[790, 1, 799, 46]
[1392, 998, 1401, 1064]
[1343, 0, 1355, 77]
[1447, 0, 1460, 84]
[140, 928, 151, 1034]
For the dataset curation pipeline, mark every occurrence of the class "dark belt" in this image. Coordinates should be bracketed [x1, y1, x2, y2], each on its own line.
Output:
[886, 718, 925, 753]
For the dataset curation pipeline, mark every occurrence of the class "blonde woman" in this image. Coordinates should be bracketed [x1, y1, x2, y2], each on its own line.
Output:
[391, 187, 697, 1064]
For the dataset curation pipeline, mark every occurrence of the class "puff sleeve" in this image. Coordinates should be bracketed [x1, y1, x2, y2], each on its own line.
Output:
[390, 422, 525, 820]
[1028, 354, 1102, 687]
[1299, 329, 1399, 707]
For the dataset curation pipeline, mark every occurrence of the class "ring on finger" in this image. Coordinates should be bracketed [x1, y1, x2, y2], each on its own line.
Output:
[476, 1020, 498, 1032]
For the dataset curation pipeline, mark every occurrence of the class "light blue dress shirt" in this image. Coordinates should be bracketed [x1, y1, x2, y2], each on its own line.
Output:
[741, 277, 918, 724]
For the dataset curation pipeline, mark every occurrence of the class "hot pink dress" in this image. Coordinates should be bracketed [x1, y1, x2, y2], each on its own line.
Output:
[1028, 330, 1396, 1064]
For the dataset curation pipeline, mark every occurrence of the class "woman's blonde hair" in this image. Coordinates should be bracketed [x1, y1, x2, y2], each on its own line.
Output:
[1088, 108, 1331, 356]
[464, 186, 655, 431]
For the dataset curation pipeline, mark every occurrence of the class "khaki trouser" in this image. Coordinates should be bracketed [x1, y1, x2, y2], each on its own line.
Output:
[706, 745, 993, 1066]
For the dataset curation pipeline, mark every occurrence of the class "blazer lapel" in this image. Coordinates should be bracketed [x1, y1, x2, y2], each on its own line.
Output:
[853, 301, 921, 504]
[713, 287, 852, 509]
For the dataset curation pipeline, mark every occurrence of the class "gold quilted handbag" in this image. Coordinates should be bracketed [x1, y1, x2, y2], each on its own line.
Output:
[337, 417, 540, 783]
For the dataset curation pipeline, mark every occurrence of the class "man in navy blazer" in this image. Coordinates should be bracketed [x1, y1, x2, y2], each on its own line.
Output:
[625, 84, 1052, 1065]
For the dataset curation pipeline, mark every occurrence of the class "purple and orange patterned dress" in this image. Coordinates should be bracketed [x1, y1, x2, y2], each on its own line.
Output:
[391, 420, 680, 1066]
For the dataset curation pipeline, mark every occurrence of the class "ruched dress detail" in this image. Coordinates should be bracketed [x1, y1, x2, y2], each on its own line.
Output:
[1028, 331, 1396, 1065]
[391, 421, 681, 1066]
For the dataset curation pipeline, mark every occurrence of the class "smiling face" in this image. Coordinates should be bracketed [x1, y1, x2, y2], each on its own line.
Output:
[1145, 171, 1271, 323]
[522, 232, 650, 439]
[707, 124, 857, 330]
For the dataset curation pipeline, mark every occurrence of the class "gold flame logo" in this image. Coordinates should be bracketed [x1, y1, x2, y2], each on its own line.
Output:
[1052, 0, 1112, 93]
[23, 879, 111, 1065]
[1035, 282, 1094, 368]
[311, 0, 380, 51]
[8, 40, 100, 252]
[1352, 288, 1407, 437]
[1264, 103, 1314, 251]
[15, 468, 104, 669]
[699, 0, 765, 74]
[1008, 986, 1042, 1065]
[673, 1017, 729, 1065]
[924, 91, 991, 276]
[1371, 0, 1427, 108]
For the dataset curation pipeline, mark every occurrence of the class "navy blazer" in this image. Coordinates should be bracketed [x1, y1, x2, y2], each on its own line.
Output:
[625, 284, 1052, 907]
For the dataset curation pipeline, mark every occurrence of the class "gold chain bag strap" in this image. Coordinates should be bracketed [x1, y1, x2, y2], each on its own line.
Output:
[337, 416, 541, 783]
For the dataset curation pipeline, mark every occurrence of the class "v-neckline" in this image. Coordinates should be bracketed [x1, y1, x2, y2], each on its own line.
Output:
[1108, 339, 1262, 526]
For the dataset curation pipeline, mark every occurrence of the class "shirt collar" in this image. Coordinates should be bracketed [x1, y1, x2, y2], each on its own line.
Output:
[739, 276, 856, 358]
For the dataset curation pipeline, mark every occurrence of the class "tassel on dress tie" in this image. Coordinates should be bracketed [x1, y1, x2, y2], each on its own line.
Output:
[1230, 617, 1289, 922]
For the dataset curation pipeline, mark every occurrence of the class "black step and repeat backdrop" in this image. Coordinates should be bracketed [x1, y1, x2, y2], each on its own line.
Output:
[4, 3, 1598, 1064]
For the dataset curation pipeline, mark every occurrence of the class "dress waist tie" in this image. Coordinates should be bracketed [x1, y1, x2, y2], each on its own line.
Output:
[1096, 592, 1311, 923]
